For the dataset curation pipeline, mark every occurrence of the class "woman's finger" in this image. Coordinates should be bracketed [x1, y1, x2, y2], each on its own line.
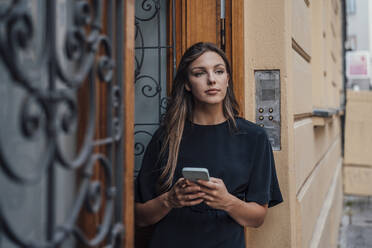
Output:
[183, 185, 201, 193]
[184, 198, 204, 206]
[175, 177, 186, 187]
[201, 194, 214, 202]
[197, 180, 217, 189]
[209, 177, 222, 183]
[183, 192, 205, 201]
[198, 185, 218, 196]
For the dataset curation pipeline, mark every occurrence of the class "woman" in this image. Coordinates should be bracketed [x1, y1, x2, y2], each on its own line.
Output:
[135, 42, 283, 248]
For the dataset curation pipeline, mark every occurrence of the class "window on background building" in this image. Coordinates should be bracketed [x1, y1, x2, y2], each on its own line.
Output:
[346, 35, 358, 50]
[346, 0, 356, 15]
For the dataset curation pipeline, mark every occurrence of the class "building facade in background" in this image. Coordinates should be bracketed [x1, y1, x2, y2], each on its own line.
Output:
[345, 0, 372, 90]
[343, 0, 372, 201]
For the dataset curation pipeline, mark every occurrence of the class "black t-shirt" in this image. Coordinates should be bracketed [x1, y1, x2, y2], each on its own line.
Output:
[135, 118, 283, 248]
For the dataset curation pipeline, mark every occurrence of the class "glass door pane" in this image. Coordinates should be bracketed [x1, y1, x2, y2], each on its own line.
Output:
[134, 0, 171, 176]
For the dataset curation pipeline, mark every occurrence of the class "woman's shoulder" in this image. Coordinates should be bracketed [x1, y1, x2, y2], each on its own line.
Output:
[149, 125, 167, 145]
[141, 125, 167, 152]
[234, 117, 268, 138]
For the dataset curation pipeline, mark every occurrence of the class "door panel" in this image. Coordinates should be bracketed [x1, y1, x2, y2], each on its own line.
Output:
[185, 0, 220, 46]
[134, 0, 171, 176]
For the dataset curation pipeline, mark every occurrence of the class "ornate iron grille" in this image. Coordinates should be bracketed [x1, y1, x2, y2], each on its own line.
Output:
[0, 0, 124, 247]
[134, 0, 175, 176]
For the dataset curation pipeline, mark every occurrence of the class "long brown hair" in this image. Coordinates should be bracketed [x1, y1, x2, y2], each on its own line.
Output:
[158, 42, 240, 192]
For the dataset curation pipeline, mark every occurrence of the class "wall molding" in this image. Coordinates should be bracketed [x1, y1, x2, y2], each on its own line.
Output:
[292, 38, 311, 63]
[309, 160, 342, 248]
[294, 112, 313, 121]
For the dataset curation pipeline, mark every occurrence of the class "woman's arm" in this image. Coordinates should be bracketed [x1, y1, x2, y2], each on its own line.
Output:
[135, 178, 205, 227]
[197, 177, 268, 227]
[224, 197, 268, 227]
[135, 193, 172, 227]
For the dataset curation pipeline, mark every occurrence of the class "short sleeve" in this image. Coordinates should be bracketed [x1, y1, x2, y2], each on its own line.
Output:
[134, 128, 164, 203]
[244, 130, 283, 208]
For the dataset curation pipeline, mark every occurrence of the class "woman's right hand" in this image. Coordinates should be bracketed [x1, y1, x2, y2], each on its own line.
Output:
[164, 178, 205, 208]
[135, 178, 204, 227]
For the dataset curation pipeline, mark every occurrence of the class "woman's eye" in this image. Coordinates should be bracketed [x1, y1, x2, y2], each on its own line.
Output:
[194, 72, 204, 77]
[215, 70, 225, 75]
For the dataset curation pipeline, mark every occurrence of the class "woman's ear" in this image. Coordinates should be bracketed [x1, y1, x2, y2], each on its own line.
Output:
[185, 83, 191, 92]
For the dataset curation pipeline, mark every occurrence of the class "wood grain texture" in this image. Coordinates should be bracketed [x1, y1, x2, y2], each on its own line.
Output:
[123, 0, 135, 247]
[185, 0, 218, 46]
[231, 0, 245, 117]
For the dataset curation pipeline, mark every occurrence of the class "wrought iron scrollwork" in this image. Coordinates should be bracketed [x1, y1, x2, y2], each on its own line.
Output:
[0, 0, 124, 247]
[136, 75, 161, 98]
[136, 0, 160, 22]
[134, 130, 154, 156]
[0, 0, 46, 92]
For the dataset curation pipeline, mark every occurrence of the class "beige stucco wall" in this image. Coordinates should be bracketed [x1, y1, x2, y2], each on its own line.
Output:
[344, 90, 372, 196]
[344, 91, 372, 166]
[243, 0, 343, 247]
[244, 0, 296, 247]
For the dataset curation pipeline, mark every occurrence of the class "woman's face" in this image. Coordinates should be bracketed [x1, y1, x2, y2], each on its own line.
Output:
[185, 51, 229, 107]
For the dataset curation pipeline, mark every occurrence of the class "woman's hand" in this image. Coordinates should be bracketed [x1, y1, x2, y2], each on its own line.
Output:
[165, 178, 205, 208]
[197, 177, 235, 211]
[135, 178, 205, 227]
[197, 177, 268, 227]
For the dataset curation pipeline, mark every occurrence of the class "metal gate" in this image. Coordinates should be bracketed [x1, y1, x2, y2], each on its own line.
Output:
[0, 0, 125, 247]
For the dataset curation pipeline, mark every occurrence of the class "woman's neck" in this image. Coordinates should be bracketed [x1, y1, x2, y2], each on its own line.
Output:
[191, 104, 226, 125]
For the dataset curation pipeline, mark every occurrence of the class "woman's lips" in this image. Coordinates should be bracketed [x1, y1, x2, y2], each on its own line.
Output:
[205, 89, 220, 95]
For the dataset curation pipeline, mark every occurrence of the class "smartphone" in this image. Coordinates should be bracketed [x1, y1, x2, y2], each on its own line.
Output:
[182, 167, 210, 182]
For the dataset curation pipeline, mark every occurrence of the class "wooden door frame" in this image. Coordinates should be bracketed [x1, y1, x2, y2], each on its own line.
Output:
[230, 0, 245, 117]
[123, 0, 135, 247]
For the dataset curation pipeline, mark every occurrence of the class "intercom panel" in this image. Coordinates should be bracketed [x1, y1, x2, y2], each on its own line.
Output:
[255, 70, 281, 150]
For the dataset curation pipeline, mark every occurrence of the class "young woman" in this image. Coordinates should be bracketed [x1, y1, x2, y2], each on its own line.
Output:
[135, 42, 283, 248]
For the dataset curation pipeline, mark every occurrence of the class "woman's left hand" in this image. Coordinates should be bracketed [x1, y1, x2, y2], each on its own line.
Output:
[198, 177, 268, 227]
[197, 177, 234, 211]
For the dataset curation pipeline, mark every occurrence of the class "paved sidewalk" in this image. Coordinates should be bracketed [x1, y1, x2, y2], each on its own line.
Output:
[338, 195, 372, 248]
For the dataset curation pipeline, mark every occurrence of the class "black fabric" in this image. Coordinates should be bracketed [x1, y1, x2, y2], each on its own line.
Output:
[135, 117, 283, 248]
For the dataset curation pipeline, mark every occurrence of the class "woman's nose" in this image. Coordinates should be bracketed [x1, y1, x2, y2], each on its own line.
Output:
[207, 72, 216, 84]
